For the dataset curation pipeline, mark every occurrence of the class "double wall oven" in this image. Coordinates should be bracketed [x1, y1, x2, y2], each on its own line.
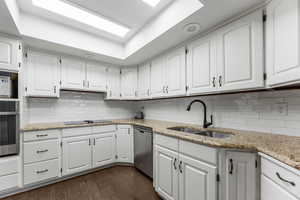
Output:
[0, 100, 19, 157]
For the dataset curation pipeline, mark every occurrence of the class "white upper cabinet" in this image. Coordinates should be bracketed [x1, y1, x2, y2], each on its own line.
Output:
[187, 35, 218, 95]
[61, 56, 85, 90]
[137, 63, 151, 99]
[216, 10, 264, 92]
[106, 67, 121, 99]
[121, 67, 138, 99]
[266, 0, 300, 86]
[0, 35, 21, 72]
[165, 47, 186, 97]
[26, 50, 59, 98]
[86, 61, 107, 92]
[150, 56, 166, 98]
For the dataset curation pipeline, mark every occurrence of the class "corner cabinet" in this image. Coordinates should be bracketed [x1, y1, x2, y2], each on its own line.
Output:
[115, 125, 133, 163]
[266, 0, 300, 86]
[0, 35, 22, 72]
[25, 50, 60, 98]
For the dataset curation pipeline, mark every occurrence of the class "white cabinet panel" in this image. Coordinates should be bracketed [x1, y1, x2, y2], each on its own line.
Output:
[26, 50, 59, 97]
[106, 67, 121, 99]
[217, 10, 264, 91]
[0, 35, 20, 72]
[92, 133, 115, 167]
[165, 47, 186, 97]
[151, 56, 166, 98]
[155, 145, 179, 200]
[187, 36, 217, 95]
[266, 0, 300, 86]
[62, 136, 92, 175]
[138, 63, 151, 99]
[0, 174, 19, 191]
[86, 62, 107, 92]
[116, 127, 133, 163]
[61, 57, 85, 90]
[179, 154, 217, 200]
[121, 67, 138, 99]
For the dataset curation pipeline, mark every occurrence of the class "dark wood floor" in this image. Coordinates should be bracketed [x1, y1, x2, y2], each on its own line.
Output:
[3, 166, 161, 200]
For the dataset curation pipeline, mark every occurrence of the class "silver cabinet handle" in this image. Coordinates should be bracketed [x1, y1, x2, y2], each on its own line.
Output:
[162, 86, 166, 93]
[36, 169, 48, 174]
[36, 149, 48, 154]
[166, 86, 169, 93]
[212, 77, 216, 87]
[173, 158, 177, 170]
[54, 86, 57, 93]
[36, 134, 48, 138]
[93, 138, 96, 146]
[179, 161, 183, 173]
[89, 138, 91, 146]
[219, 75, 222, 87]
[276, 172, 296, 186]
[229, 159, 233, 174]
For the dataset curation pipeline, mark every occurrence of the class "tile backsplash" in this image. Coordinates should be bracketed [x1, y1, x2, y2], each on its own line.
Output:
[137, 89, 300, 137]
[22, 91, 135, 125]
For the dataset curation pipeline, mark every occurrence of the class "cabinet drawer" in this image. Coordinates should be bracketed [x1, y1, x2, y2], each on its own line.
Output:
[179, 140, 217, 164]
[92, 125, 116, 134]
[24, 129, 60, 142]
[0, 157, 18, 177]
[24, 159, 60, 185]
[261, 157, 300, 198]
[0, 173, 19, 191]
[24, 140, 59, 164]
[154, 133, 178, 151]
[62, 127, 92, 137]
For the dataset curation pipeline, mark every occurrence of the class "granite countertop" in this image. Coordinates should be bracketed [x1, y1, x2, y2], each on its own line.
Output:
[22, 119, 300, 171]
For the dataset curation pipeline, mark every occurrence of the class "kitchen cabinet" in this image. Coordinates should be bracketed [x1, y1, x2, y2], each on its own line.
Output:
[187, 35, 218, 94]
[137, 63, 151, 99]
[92, 133, 115, 167]
[266, 0, 300, 86]
[216, 10, 264, 92]
[61, 56, 86, 91]
[150, 56, 165, 98]
[0, 35, 21, 72]
[120, 67, 138, 99]
[106, 67, 121, 99]
[164, 47, 186, 97]
[62, 135, 92, 176]
[115, 125, 133, 163]
[25, 50, 59, 97]
[0, 157, 19, 191]
[86, 61, 107, 92]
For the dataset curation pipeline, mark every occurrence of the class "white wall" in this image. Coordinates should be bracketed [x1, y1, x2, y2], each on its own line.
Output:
[22, 91, 135, 125]
[137, 89, 300, 137]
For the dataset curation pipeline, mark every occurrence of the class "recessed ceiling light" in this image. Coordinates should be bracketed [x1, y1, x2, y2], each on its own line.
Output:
[183, 23, 201, 34]
[141, 0, 161, 7]
[32, 0, 130, 37]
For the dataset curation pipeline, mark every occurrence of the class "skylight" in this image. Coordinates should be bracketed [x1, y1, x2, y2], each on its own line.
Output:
[141, 0, 161, 7]
[32, 0, 130, 37]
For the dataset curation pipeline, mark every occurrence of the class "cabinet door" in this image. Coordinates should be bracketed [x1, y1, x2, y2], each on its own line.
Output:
[62, 136, 92, 176]
[266, 0, 300, 86]
[138, 63, 151, 99]
[155, 145, 179, 200]
[121, 67, 138, 99]
[86, 62, 107, 92]
[0, 36, 20, 72]
[165, 47, 186, 97]
[61, 57, 85, 90]
[187, 36, 217, 95]
[179, 154, 217, 200]
[217, 10, 264, 92]
[106, 67, 120, 99]
[26, 50, 59, 97]
[116, 127, 133, 163]
[92, 133, 115, 168]
[224, 151, 257, 200]
[261, 175, 298, 200]
[151, 56, 166, 98]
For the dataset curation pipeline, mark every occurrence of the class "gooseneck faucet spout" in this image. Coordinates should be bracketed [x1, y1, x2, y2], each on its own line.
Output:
[186, 99, 213, 128]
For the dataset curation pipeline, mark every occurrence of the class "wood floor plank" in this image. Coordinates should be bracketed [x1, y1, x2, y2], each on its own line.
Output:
[3, 166, 161, 200]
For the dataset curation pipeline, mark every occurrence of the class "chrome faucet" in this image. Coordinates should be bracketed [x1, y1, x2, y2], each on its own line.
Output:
[186, 99, 213, 128]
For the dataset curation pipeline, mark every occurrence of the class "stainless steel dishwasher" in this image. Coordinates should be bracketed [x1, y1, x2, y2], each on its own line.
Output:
[134, 125, 153, 178]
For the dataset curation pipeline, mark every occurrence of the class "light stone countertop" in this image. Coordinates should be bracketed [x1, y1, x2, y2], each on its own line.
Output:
[22, 119, 300, 171]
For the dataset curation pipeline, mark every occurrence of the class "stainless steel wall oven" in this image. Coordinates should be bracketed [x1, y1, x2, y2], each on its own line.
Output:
[0, 100, 19, 157]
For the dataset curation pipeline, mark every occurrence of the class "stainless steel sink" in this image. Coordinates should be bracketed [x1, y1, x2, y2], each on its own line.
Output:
[167, 126, 233, 139]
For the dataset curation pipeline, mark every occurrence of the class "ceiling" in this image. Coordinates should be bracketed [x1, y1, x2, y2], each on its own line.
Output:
[18, 0, 174, 43]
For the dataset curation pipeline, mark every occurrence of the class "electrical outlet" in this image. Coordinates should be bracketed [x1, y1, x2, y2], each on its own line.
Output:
[273, 102, 288, 116]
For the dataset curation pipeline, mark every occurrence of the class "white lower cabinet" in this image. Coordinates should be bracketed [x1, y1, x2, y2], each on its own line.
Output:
[0, 157, 19, 191]
[92, 133, 116, 167]
[115, 125, 133, 163]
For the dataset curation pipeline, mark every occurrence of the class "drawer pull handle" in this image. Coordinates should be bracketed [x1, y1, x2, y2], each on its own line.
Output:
[229, 159, 234, 174]
[276, 172, 296, 186]
[173, 158, 177, 170]
[36, 149, 48, 154]
[179, 161, 183, 173]
[37, 134, 48, 137]
[36, 169, 48, 174]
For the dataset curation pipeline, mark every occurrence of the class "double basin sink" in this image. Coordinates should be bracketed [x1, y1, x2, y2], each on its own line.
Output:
[167, 126, 233, 139]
